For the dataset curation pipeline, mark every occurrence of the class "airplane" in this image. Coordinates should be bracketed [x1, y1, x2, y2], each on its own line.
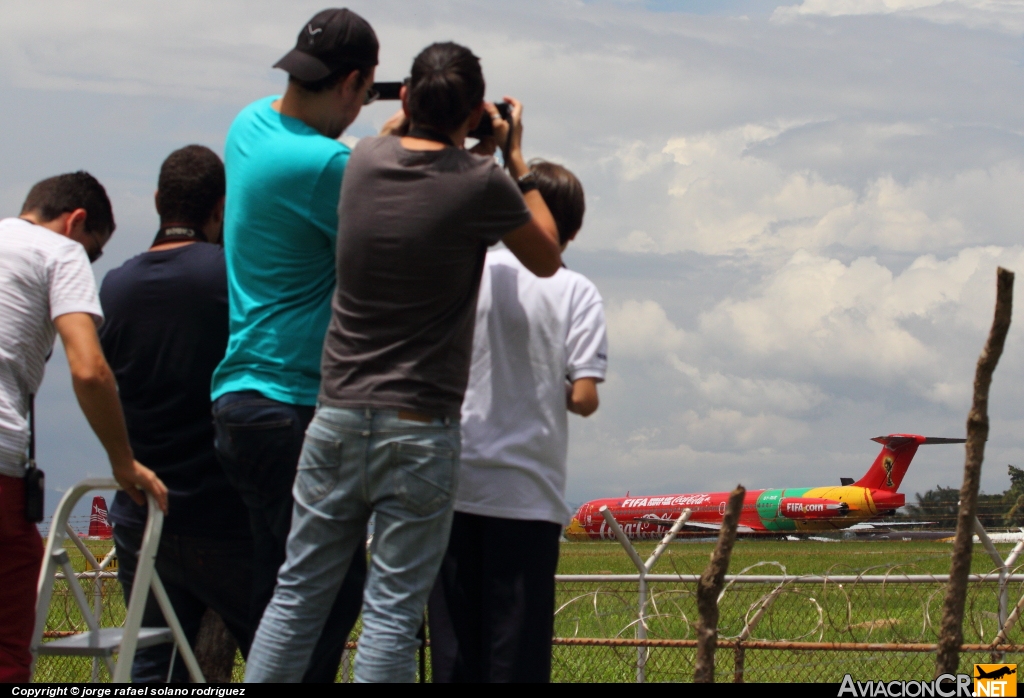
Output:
[975, 666, 1016, 681]
[564, 434, 964, 541]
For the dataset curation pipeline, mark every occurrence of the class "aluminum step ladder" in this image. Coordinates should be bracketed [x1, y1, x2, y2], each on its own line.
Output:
[31, 478, 205, 682]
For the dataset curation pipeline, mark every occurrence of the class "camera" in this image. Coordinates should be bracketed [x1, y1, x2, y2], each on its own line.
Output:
[468, 102, 511, 139]
[371, 82, 511, 139]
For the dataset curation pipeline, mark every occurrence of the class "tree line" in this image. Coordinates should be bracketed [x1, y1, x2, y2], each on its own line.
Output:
[904, 465, 1024, 529]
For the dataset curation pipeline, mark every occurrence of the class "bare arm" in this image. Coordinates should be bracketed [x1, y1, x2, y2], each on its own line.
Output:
[567, 377, 600, 417]
[502, 214, 561, 278]
[53, 313, 168, 512]
[489, 98, 561, 278]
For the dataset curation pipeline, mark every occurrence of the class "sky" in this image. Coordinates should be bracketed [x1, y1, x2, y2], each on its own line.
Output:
[3, 0, 1024, 520]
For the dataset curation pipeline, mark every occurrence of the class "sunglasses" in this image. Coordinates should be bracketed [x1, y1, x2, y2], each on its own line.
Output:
[364, 85, 380, 106]
[85, 229, 107, 263]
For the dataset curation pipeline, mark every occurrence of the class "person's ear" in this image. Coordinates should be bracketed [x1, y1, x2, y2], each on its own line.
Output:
[400, 84, 411, 119]
[339, 69, 363, 100]
[466, 101, 486, 131]
[154, 190, 162, 217]
[64, 208, 88, 238]
[202, 196, 226, 245]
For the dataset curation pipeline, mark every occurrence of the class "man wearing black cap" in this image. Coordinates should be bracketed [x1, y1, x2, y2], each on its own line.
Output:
[210, 8, 377, 682]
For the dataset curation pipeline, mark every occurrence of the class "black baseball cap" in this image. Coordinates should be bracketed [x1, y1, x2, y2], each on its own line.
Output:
[274, 8, 378, 82]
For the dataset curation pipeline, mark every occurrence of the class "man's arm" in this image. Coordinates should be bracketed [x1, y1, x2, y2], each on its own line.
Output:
[490, 98, 561, 278]
[53, 313, 168, 512]
[502, 205, 561, 278]
[567, 377, 600, 417]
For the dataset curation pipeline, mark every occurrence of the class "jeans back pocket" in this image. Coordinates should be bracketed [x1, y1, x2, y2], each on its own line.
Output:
[295, 436, 343, 505]
[389, 441, 456, 517]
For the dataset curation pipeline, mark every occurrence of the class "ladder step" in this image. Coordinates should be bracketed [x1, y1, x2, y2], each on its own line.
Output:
[37, 627, 174, 657]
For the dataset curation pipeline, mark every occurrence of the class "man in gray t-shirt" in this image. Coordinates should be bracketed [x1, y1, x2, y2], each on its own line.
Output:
[245, 42, 562, 683]
[319, 135, 532, 416]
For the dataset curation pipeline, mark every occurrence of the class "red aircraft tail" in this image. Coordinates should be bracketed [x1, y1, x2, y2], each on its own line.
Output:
[88, 496, 113, 539]
[854, 435, 965, 492]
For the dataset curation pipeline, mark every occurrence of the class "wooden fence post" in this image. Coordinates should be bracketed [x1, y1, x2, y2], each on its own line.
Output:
[193, 608, 238, 683]
[936, 267, 1014, 677]
[695, 485, 746, 683]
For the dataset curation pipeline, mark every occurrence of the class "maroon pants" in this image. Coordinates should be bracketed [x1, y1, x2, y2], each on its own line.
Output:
[0, 473, 43, 683]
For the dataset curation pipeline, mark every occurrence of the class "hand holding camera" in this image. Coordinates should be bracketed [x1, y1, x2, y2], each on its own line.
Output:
[370, 81, 517, 154]
[491, 97, 528, 178]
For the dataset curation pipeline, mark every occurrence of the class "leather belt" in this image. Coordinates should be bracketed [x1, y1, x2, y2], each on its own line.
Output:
[398, 410, 434, 423]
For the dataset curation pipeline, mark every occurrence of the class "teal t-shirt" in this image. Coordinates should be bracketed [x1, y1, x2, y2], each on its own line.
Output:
[211, 96, 349, 406]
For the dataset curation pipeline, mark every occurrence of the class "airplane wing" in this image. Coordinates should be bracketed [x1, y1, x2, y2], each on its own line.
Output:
[628, 516, 755, 533]
[846, 521, 936, 530]
[683, 520, 756, 534]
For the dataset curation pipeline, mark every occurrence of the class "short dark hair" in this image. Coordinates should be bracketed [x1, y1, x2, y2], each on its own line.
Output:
[288, 64, 373, 94]
[155, 145, 226, 228]
[20, 171, 115, 236]
[407, 42, 485, 134]
[530, 160, 585, 245]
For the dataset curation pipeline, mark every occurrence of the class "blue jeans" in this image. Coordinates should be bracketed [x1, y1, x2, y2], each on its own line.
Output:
[212, 392, 367, 682]
[245, 406, 460, 683]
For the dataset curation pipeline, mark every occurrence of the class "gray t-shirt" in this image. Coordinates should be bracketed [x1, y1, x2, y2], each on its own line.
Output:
[319, 136, 532, 417]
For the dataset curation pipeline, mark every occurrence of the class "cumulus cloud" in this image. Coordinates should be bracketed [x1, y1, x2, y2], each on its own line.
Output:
[606, 299, 687, 359]
[4, 0, 1024, 504]
[775, 0, 1024, 34]
[568, 242, 1024, 499]
[593, 122, 1024, 257]
[701, 246, 1024, 388]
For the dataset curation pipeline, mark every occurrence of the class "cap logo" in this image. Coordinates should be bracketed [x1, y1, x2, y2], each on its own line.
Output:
[307, 23, 323, 36]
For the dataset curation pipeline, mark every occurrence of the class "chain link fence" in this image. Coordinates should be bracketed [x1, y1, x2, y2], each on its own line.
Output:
[35, 543, 1024, 682]
[550, 573, 1024, 682]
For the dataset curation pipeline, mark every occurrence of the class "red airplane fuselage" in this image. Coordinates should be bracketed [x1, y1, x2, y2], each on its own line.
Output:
[564, 434, 960, 540]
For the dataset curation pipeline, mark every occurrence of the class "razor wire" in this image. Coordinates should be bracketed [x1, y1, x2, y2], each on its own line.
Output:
[35, 541, 1024, 683]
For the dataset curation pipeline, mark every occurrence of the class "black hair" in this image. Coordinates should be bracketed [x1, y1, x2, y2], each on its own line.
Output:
[20, 171, 115, 236]
[407, 42, 485, 134]
[289, 64, 373, 93]
[155, 145, 226, 228]
[530, 160, 585, 245]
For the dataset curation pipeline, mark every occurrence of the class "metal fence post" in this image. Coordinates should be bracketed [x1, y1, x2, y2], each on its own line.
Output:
[599, 506, 691, 683]
[975, 519, 1024, 661]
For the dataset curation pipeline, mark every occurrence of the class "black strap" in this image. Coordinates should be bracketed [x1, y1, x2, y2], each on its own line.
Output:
[152, 226, 207, 246]
[407, 125, 454, 147]
[28, 393, 35, 465]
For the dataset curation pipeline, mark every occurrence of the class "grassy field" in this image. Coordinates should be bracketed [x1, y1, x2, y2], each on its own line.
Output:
[557, 538, 1020, 576]
[35, 537, 1024, 682]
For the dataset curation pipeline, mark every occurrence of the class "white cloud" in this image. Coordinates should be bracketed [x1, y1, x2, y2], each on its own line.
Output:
[594, 122, 1024, 257]
[606, 299, 687, 359]
[699, 245, 1024, 392]
[678, 408, 812, 450]
[5, 0, 1024, 504]
[691, 372, 826, 414]
[775, 0, 1024, 34]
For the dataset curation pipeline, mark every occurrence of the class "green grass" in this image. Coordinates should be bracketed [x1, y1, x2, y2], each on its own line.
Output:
[35, 538, 1024, 682]
[551, 540, 1024, 682]
[556, 539, 1020, 576]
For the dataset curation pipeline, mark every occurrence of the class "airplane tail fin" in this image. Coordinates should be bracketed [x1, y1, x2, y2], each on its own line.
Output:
[854, 435, 965, 492]
[88, 496, 113, 539]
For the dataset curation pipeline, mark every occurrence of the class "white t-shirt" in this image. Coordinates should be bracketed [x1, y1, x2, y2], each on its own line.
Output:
[0, 217, 103, 477]
[456, 248, 608, 525]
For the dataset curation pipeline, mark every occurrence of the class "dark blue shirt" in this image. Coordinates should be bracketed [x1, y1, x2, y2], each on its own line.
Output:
[99, 243, 248, 537]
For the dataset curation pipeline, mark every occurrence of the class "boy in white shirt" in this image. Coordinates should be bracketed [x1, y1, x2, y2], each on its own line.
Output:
[428, 161, 607, 682]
